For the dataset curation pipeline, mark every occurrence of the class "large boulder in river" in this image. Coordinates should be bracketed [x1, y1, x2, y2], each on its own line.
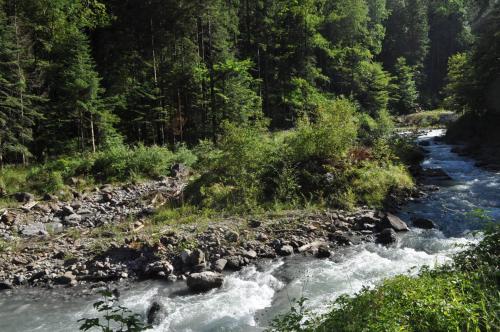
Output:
[412, 218, 436, 229]
[378, 213, 409, 232]
[377, 228, 397, 245]
[187, 271, 224, 292]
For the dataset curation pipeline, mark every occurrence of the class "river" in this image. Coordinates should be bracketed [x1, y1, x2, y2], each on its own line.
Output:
[1, 129, 498, 331]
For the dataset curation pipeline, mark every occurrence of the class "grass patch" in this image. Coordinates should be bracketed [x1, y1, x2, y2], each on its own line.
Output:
[0, 144, 197, 198]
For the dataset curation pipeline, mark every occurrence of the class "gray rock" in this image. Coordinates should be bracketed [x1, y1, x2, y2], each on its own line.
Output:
[278, 245, 294, 256]
[242, 249, 257, 259]
[147, 301, 164, 325]
[189, 249, 206, 267]
[180, 249, 192, 265]
[144, 260, 174, 278]
[20, 223, 47, 236]
[225, 255, 247, 270]
[64, 214, 82, 225]
[187, 271, 224, 292]
[213, 259, 227, 272]
[379, 213, 409, 232]
[316, 244, 331, 258]
[62, 205, 75, 216]
[377, 228, 397, 245]
[412, 218, 436, 229]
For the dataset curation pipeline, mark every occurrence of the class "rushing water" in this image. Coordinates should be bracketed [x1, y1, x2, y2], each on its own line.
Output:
[1, 129, 498, 332]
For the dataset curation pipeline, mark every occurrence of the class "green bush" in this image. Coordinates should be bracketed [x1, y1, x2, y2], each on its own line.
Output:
[352, 162, 413, 207]
[27, 168, 65, 194]
[287, 97, 358, 161]
[0, 166, 30, 194]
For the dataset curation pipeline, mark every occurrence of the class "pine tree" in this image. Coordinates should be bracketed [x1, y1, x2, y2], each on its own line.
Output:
[390, 57, 419, 114]
[0, 0, 41, 166]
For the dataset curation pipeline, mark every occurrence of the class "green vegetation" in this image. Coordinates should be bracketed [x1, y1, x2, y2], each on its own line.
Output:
[181, 97, 413, 213]
[269, 226, 500, 332]
[443, 3, 500, 154]
[0, 0, 482, 167]
[79, 290, 151, 332]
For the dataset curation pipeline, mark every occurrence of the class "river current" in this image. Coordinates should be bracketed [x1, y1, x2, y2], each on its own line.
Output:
[1, 129, 498, 331]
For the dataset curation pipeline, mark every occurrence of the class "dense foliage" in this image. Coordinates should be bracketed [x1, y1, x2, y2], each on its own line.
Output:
[0, 0, 483, 166]
[443, 2, 500, 148]
[269, 226, 500, 331]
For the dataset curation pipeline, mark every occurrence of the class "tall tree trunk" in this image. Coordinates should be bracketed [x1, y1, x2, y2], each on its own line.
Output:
[13, 6, 26, 165]
[90, 113, 96, 153]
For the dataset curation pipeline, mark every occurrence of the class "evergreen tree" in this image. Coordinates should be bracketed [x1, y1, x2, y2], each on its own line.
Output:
[390, 57, 419, 114]
[0, 0, 41, 165]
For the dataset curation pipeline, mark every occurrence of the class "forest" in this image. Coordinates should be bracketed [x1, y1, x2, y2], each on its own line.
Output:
[0, 0, 497, 166]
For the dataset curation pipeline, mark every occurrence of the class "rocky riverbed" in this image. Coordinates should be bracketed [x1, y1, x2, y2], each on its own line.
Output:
[0, 169, 432, 293]
[0, 147, 443, 294]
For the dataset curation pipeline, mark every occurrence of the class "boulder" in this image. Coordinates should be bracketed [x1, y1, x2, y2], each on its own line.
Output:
[379, 213, 409, 232]
[412, 218, 436, 229]
[187, 271, 224, 292]
[278, 245, 294, 256]
[54, 272, 77, 285]
[316, 244, 331, 258]
[14, 192, 34, 203]
[225, 255, 248, 270]
[20, 222, 47, 236]
[377, 228, 397, 245]
[147, 301, 164, 325]
[0, 281, 13, 290]
[189, 249, 206, 267]
[64, 214, 82, 226]
[144, 260, 174, 278]
[213, 259, 227, 272]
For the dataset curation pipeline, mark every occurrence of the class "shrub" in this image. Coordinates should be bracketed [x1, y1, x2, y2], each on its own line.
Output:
[27, 168, 65, 194]
[351, 162, 413, 207]
[79, 289, 151, 331]
[287, 97, 358, 162]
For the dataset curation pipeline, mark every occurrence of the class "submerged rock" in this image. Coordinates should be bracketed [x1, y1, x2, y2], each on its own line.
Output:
[187, 271, 224, 292]
[377, 228, 397, 245]
[147, 301, 164, 325]
[412, 218, 436, 229]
